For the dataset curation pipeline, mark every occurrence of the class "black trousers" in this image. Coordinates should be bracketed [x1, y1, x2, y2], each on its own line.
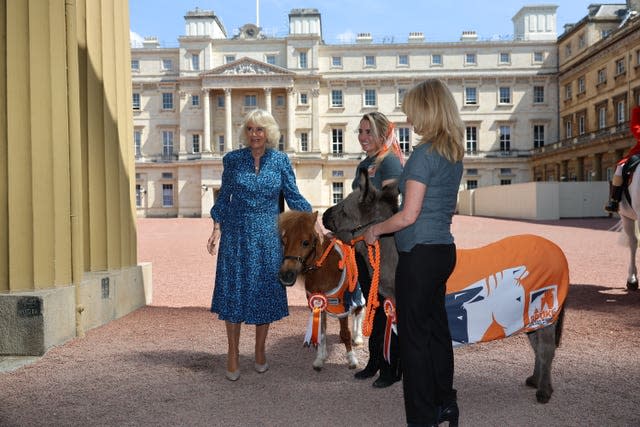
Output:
[356, 252, 399, 378]
[396, 244, 456, 425]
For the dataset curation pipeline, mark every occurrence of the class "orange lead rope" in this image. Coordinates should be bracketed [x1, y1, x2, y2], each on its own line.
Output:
[350, 236, 381, 337]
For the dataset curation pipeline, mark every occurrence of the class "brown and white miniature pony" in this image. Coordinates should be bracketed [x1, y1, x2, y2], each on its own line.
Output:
[278, 211, 364, 371]
[322, 169, 569, 403]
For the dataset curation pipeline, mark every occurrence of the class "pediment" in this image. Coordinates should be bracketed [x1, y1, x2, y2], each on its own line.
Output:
[202, 57, 293, 76]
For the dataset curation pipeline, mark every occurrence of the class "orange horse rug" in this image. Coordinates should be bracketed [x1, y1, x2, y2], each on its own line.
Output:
[445, 234, 569, 346]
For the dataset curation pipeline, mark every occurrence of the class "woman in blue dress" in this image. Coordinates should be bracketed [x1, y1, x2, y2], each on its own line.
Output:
[206, 109, 311, 381]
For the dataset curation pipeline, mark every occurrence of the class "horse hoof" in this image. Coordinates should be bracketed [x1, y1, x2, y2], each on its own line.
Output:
[525, 376, 538, 388]
[536, 390, 552, 404]
[627, 280, 639, 291]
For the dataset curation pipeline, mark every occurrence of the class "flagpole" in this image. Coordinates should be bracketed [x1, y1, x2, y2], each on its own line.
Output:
[256, 0, 260, 27]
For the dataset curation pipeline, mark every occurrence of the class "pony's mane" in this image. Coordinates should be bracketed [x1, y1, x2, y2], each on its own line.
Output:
[279, 211, 323, 245]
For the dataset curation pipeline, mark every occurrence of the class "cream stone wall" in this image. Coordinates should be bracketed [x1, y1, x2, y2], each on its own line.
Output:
[132, 6, 561, 217]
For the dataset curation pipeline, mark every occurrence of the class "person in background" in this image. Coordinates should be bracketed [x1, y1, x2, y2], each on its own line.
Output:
[352, 111, 404, 388]
[363, 79, 464, 426]
[207, 109, 311, 381]
[604, 105, 640, 213]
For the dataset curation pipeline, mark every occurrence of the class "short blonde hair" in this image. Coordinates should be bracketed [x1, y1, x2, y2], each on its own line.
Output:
[402, 79, 464, 163]
[238, 109, 281, 148]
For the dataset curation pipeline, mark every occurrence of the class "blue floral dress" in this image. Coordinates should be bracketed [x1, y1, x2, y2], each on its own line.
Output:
[210, 148, 311, 324]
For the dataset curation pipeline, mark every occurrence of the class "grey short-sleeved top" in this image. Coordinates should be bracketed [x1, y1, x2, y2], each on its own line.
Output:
[394, 142, 463, 252]
[352, 152, 403, 190]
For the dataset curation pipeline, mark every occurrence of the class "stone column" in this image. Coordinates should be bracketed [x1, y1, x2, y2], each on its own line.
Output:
[264, 87, 272, 113]
[202, 88, 211, 154]
[224, 88, 233, 152]
[311, 88, 320, 152]
[286, 87, 296, 152]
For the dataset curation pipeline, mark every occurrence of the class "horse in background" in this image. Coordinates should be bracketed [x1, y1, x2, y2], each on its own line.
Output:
[322, 169, 569, 403]
[278, 211, 364, 371]
[616, 165, 640, 291]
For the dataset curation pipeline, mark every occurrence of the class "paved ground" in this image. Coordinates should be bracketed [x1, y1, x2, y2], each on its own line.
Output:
[1, 215, 639, 426]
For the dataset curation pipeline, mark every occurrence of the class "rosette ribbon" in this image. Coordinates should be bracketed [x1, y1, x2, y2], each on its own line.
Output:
[304, 293, 328, 347]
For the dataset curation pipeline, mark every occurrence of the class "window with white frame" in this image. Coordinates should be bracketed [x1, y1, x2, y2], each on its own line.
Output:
[398, 54, 409, 66]
[244, 94, 257, 109]
[597, 68, 607, 84]
[431, 54, 442, 65]
[398, 127, 411, 153]
[132, 92, 141, 110]
[276, 95, 285, 107]
[499, 52, 510, 64]
[465, 87, 477, 105]
[467, 180, 478, 190]
[533, 124, 545, 148]
[191, 94, 200, 107]
[578, 115, 586, 135]
[564, 83, 572, 100]
[465, 126, 477, 153]
[162, 92, 173, 110]
[192, 134, 200, 153]
[300, 132, 309, 152]
[332, 182, 344, 204]
[331, 89, 343, 108]
[565, 119, 573, 138]
[599, 106, 607, 129]
[217, 96, 224, 108]
[578, 34, 586, 49]
[331, 128, 344, 154]
[134, 130, 141, 157]
[225, 55, 236, 64]
[465, 53, 477, 65]
[135, 184, 142, 207]
[191, 54, 200, 71]
[278, 135, 284, 151]
[499, 125, 511, 152]
[266, 54, 276, 65]
[364, 89, 376, 107]
[364, 55, 376, 67]
[617, 100, 625, 123]
[533, 86, 544, 103]
[564, 43, 572, 58]
[162, 184, 173, 207]
[162, 131, 174, 156]
[500, 179, 512, 186]
[331, 56, 342, 67]
[299, 92, 308, 105]
[577, 76, 585, 94]
[131, 59, 139, 71]
[162, 59, 172, 71]
[299, 51, 308, 69]
[397, 88, 407, 106]
[498, 87, 511, 104]
[218, 135, 225, 152]
[616, 58, 625, 75]
[533, 51, 544, 63]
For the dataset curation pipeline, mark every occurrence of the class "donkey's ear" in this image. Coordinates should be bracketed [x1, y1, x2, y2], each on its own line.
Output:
[357, 168, 372, 203]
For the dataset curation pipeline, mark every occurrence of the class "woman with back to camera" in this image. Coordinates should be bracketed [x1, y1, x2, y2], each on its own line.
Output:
[207, 109, 311, 381]
[352, 111, 404, 388]
[363, 80, 464, 426]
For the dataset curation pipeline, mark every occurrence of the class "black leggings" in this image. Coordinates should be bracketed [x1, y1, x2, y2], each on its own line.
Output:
[396, 244, 456, 425]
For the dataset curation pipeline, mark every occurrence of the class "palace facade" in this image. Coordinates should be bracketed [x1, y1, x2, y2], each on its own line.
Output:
[531, 2, 640, 183]
[131, 5, 573, 217]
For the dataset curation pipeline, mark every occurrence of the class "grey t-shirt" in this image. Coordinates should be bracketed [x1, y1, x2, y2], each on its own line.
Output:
[394, 142, 463, 251]
[352, 153, 403, 190]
